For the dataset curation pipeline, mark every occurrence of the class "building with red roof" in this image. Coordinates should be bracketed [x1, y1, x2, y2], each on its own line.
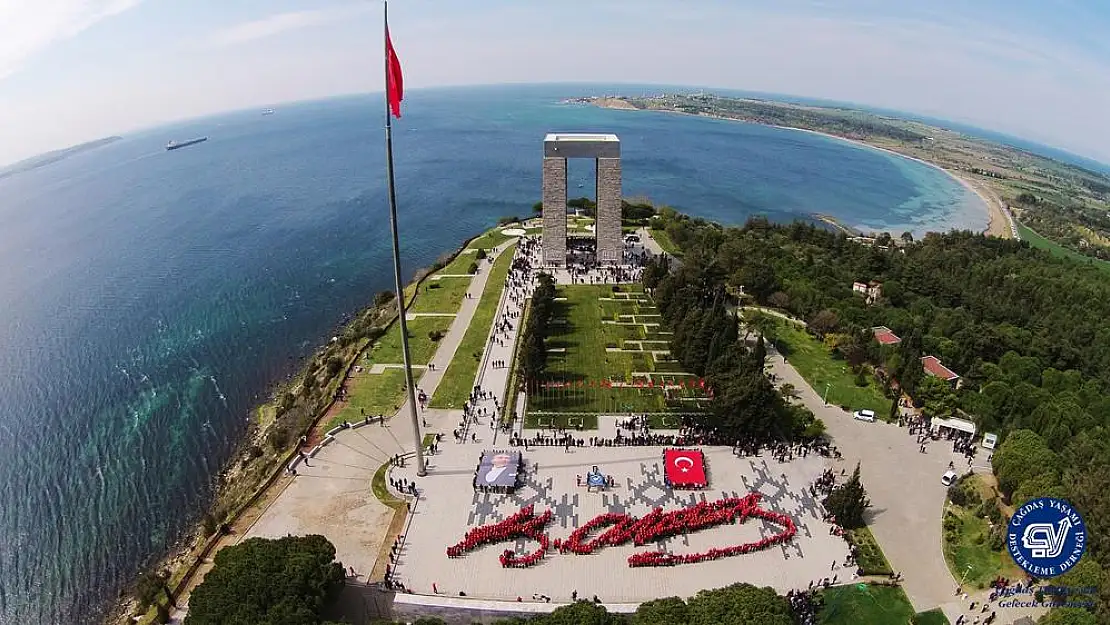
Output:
[921, 355, 962, 388]
[872, 326, 901, 346]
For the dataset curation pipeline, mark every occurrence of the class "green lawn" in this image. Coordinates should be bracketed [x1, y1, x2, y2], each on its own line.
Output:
[765, 320, 892, 417]
[941, 504, 1022, 589]
[1016, 221, 1110, 272]
[408, 278, 470, 315]
[468, 228, 516, 250]
[430, 243, 517, 408]
[530, 285, 708, 414]
[649, 227, 683, 256]
[441, 252, 480, 276]
[846, 527, 893, 576]
[365, 316, 453, 365]
[372, 461, 405, 510]
[913, 609, 951, 625]
[818, 585, 916, 625]
[326, 368, 412, 430]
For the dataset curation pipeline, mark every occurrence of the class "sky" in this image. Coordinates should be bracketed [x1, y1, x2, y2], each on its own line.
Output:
[2, 0, 1110, 167]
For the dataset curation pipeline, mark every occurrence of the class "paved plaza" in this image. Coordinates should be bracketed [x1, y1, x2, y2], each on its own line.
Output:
[233, 224, 1035, 622]
[389, 439, 850, 602]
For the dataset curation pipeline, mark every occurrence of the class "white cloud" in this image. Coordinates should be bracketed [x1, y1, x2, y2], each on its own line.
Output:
[207, 5, 372, 48]
[0, 0, 141, 80]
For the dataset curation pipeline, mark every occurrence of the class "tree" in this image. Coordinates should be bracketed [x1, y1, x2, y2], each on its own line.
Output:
[823, 463, 870, 529]
[735, 261, 779, 303]
[1037, 608, 1099, 625]
[808, 309, 840, 338]
[540, 601, 620, 625]
[185, 535, 345, 625]
[991, 429, 1060, 500]
[633, 597, 691, 625]
[767, 291, 790, 310]
[685, 583, 794, 625]
[900, 231, 914, 244]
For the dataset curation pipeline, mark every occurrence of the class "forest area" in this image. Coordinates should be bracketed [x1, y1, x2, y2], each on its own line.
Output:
[650, 209, 1110, 621]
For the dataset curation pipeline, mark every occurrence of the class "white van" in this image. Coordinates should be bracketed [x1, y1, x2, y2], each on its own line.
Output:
[941, 470, 958, 486]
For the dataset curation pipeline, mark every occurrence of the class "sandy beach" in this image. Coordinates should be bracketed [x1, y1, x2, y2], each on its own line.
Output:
[594, 100, 1013, 239]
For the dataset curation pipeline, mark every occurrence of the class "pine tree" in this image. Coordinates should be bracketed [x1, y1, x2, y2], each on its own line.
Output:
[823, 463, 870, 529]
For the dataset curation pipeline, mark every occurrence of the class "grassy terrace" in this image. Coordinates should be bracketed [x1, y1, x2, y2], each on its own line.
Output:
[649, 226, 683, 256]
[431, 243, 517, 409]
[525, 284, 709, 420]
[322, 240, 513, 429]
[846, 527, 893, 576]
[408, 277, 470, 314]
[440, 251, 480, 276]
[765, 319, 892, 417]
[365, 315, 452, 365]
[1016, 220, 1110, 272]
[942, 505, 1022, 589]
[818, 584, 948, 625]
[468, 228, 517, 250]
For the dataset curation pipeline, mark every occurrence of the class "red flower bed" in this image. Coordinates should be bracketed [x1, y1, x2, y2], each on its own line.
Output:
[448, 493, 797, 568]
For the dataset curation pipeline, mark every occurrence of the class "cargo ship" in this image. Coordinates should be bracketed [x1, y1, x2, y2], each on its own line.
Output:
[166, 137, 207, 151]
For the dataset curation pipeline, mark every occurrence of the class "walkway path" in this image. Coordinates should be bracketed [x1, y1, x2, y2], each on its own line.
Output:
[763, 341, 962, 611]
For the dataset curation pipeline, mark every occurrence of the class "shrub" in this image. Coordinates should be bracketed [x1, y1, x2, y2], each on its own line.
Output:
[202, 513, 218, 537]
[498, 215, 520, 225]
[467, 262, 479, 274]
[374, 291, 394, 307]
[947, 483, 971, 507]
[267, 426, 290, 451]
[428, 330, 445, 342]
[325, 356, 343, 376]
[135, 572, 162, 608]
[476, 248, 488, 260]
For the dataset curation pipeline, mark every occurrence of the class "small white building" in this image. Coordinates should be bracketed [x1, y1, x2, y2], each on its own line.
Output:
[932, 416, 977, 439]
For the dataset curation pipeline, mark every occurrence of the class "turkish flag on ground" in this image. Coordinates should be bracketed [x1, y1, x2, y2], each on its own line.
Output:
[385, 25, 403, 117]
[664, 449, 707, 487]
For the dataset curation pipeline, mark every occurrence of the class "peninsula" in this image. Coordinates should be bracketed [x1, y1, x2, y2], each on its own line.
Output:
[0, 136, 123, 181]
[581, 94, 1110, 262]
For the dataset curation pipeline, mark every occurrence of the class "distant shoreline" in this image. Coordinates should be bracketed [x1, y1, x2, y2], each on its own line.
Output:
[591, 100, 1007, 238]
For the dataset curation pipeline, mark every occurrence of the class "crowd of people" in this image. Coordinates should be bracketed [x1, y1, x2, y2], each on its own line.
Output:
[446, 504, 553, 565]
[786, 587, 822, 625]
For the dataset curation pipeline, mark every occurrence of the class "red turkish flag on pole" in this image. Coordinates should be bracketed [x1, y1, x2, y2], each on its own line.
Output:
[385, 19, 403, 118]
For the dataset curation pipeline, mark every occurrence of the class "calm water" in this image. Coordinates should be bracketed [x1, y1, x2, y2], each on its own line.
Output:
[0, 84, 984, 623]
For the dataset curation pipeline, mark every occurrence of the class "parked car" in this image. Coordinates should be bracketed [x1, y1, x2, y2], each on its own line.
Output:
[853, 409, 876, 422]
[941, 470, 959, 486]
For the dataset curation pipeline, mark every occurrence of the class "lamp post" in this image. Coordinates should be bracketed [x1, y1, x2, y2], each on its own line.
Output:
[960, 564, 973, 587]
[823, 382, 831, 406]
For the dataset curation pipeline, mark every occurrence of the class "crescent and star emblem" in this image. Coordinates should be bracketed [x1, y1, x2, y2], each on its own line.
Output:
[674, 456, 695, 473]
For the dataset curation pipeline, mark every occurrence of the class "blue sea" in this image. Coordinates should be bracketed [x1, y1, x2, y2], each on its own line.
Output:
[0, 84, 986, 624]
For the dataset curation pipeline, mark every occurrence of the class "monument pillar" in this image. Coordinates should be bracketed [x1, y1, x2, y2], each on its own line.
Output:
[596, 157, 622, 263]
[542, 157, 567, 266]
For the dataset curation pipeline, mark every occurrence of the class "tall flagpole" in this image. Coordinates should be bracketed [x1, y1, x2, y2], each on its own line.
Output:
[383, 0, 426, 477]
